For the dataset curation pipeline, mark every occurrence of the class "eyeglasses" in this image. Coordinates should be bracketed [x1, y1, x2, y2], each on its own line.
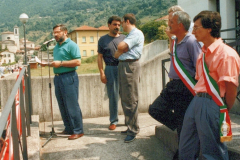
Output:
[52, 31, 63, 36]
[193, 26, 203, 31]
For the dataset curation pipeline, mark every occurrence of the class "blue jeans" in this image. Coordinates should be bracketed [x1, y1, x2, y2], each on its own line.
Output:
[54, 71, 83, 134]
[105, 65, 119, 125]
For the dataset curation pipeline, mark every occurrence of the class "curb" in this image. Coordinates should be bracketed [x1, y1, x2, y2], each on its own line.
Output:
[155, 125, 240, 159]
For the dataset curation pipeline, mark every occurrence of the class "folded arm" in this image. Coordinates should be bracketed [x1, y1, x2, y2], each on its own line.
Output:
[114, 41, 129, 59]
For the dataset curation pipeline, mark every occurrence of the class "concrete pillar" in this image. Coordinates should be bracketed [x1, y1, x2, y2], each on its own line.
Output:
[220, 0, 236, 41]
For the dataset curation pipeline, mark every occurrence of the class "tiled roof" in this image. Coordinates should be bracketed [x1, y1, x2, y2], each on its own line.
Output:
[75, 25, 98, 31]
[155, 15, 169, 21]
[74, 25, 109, 31]
[1, 32, 14, 34]
[98, 26, 109, 30]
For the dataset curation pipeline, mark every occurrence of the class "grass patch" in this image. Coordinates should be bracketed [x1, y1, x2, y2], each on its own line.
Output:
[30, 55, 100, 77]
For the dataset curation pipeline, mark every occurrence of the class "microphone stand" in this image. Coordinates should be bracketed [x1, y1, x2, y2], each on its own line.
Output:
[42, 41, 56, 148]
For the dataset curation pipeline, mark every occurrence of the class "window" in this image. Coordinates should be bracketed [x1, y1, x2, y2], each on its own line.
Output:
[82, 37, 86, 43]
[83, 50, 87, 56]
[8, 54, 10, 57]
[90, 36, 94, 42]
[91, 50, 94, 56]
[14, 28, 18, 34]
[7, 37, 10, 40]
[9, 60, 11, 63]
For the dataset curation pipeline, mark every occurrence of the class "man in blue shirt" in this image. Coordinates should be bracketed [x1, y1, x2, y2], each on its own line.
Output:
[115, 13, 144, 143]
[98, 16, 125, 130]
[51, 24, 84, 140]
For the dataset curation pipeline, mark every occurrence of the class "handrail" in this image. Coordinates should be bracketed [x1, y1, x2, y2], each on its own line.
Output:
[0, 66, 32, 160]
[221, 27, 240, 32]
[0, 68, 25, 136]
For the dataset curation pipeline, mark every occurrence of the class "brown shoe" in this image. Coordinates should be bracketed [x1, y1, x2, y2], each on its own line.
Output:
[109, 124, 116, 130]
[68, 133, 84, 140]
[57, 130, 72, 135]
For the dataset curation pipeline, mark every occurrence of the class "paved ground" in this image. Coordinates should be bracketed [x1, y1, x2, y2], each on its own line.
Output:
[39, 113, 174, 160]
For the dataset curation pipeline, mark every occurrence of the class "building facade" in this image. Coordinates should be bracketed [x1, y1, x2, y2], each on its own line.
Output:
[0, 26, 36, 64]
[178, 0, 240, 52]
[68, 25, 109, 58]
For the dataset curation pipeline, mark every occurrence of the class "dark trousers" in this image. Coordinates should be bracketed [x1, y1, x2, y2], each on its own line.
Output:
[105, 65, 119, 125]
[54, 71, 83, 134]
[148, 79, 193, 139]
[179, 96, 229, 160]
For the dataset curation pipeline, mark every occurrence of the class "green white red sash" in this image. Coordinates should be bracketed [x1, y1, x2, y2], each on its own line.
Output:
[202, 53, 232, 142]
[171, 40, 196, 95]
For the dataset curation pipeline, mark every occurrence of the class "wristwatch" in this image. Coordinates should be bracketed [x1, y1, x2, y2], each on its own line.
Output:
[171, 35, 176, 40]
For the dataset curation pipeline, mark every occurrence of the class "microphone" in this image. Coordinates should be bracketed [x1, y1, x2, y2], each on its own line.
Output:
[43, 38, 55, 45]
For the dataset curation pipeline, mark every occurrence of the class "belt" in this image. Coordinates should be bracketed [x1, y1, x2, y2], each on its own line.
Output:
[119, 59, 139, 62]
[170, 78, 181, 81]
[105, 63, 118, 66]
[197, 92, 212, 99]
[55, 70, 75, 76]
[197, 92, 226, 103]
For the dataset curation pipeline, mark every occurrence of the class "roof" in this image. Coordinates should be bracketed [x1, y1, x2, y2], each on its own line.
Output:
[75, 25, 99, 31]
[155, 15, 169, 21]
[16, 50, 24, 53]
[1, 32, 14, 35]
[98, 26, 109, 30]
[74, 25, 109, 31]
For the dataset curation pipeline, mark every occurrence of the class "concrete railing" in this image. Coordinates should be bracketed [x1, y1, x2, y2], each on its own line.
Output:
[0, 40, 170, 122]
[1, 39, 240, 122]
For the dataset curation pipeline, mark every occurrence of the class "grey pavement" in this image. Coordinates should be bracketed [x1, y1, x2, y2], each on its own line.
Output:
[39, 113, 174, 160]
[36, 112, 240, 160]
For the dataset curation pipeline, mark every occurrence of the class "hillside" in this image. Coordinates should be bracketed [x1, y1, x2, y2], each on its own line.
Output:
[0, 0, 176, 45]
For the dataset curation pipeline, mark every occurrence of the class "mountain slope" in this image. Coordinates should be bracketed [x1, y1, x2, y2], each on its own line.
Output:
[0, 0, 176, 44]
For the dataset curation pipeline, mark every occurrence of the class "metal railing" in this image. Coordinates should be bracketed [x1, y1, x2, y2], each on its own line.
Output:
[221, 26, 240, 54]
[162, 58, 170, 88]
[0, 65, 33, 160]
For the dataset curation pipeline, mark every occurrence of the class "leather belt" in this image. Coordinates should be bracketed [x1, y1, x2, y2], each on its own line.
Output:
[119, 59, 139, 62]
[170, 78, 181, 81]
[197, 92, 226, 103]
[197, 92, 212, 99]
[55, 70, 75, 76]
[105, 63, 118, 66]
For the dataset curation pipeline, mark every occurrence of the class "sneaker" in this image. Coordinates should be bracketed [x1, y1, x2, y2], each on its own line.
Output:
[124, 135, 136, 143]
[121, 130, 128, 134]
[109, 124, 116, 130]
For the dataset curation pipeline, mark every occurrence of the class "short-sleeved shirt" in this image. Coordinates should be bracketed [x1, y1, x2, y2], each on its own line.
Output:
[194, 38, 240, 97]
[53, 38, 81, 74]
[168, 33, 201, 79]
[98, 34, 125, 65]
[118, 28, 145, 60]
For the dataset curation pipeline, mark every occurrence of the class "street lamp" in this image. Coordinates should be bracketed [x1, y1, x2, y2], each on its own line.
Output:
[19, 13, 29, 65]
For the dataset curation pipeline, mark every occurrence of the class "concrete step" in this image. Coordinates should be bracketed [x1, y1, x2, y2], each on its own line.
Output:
[155, 113, 240, 159]
[27, 115, 40, 160]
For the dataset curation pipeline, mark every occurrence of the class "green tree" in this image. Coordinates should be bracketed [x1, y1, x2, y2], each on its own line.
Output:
[140, 20, 167, 43]
[15, 55, 21, 63]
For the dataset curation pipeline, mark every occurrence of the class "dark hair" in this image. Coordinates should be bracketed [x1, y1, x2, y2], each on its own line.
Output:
[173, 11, 191, 31]
[193, 11, 221, 38]
[108, 16, 121, 24]
[53, 24, 68, 31]
[123, 13, 136, 25]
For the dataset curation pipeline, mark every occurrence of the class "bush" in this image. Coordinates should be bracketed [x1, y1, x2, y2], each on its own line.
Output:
[82, 55, 98, 64]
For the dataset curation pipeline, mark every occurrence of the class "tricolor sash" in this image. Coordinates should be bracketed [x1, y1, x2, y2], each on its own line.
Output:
[171, 40, 196, 95]
[202, 53, 232, 142]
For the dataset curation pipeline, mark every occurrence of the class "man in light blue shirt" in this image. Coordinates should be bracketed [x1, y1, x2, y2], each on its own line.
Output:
[115, 13, 144, 143]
